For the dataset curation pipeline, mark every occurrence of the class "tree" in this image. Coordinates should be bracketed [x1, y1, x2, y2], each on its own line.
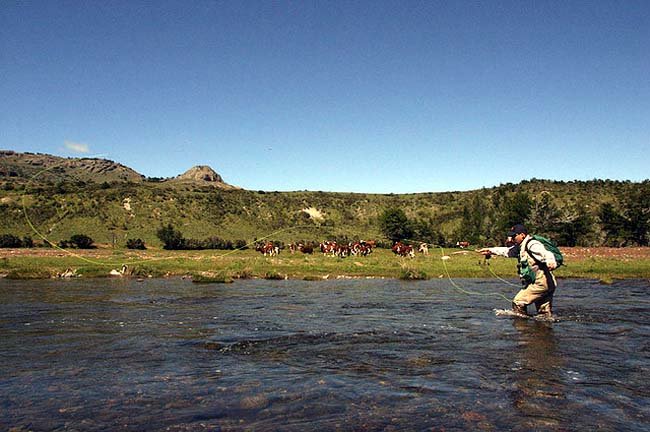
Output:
[22, 236, 34, 248]
[497, 192, 532, 235]
[528, 192, 562, 236]
[0, 234, 23, 248]
[379, 208, 413, 242]
[411, 217, 442, 245]
[156, 224, 185, 250]
[456, 194, 488, 244]
[598, 186, 649, 247]
[126, 238, 146, 250]
[556, 206, 593, 246]
[69, 234, 95, 249]
[599, 203, 628, 246]
[622, 184, 650, 246]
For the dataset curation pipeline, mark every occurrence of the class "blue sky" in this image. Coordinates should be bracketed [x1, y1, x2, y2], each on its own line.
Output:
[2, 1, 648, 193]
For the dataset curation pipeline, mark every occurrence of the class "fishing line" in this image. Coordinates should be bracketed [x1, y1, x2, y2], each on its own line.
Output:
[21, 156, 113, 266]
[402, 238, 511, 303]
[19, 159, 516, 296]
[436, 245, 511, 303]
[19, 159, 337, 269]
[445, 244, 519, 288]
[485, 262, 520, 287]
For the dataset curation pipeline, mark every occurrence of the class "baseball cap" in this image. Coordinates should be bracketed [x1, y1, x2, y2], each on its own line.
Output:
[507, 224, 528, 237]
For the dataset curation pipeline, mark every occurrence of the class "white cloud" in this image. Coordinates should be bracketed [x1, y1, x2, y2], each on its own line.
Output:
[64, 140, 90, 154]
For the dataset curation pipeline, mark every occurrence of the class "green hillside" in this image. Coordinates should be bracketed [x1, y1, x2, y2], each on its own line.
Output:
[1, 151, 648, 248]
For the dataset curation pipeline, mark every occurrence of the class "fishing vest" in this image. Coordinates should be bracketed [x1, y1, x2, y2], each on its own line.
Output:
[517, 236, 540, 285]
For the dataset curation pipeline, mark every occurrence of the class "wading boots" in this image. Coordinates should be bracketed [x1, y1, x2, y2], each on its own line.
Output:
[512, 302, 529, 316]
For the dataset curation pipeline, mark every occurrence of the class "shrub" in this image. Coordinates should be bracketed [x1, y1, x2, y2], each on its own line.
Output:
[183, 238, 205, 250]
[203, 237, 233, 250]
[69, 234, 95, 249]
[126, 238, 146, 250]
[0, 234, 23, 248]
[157, 224, 185, 250]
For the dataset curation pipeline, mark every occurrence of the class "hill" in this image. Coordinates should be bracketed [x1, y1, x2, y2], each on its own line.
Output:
[0, 150, 145, 184]
[0, 150, 238, 189]
[1, 151, 648, 248]
[169, 165, 240, 190]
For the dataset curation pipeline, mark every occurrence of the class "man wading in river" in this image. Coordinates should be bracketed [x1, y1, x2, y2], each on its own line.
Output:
[477, 224, 558, 319]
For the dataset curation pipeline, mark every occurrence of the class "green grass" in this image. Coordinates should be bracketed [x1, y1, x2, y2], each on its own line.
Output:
[563, 257, 650, 281]
[1, 247, 648, 282]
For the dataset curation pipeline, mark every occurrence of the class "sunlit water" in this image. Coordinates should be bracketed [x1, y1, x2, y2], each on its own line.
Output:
[1, 278, 649, 431]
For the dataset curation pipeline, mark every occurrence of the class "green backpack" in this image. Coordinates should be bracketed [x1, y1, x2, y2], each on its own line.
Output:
[527, 235, 564, 269]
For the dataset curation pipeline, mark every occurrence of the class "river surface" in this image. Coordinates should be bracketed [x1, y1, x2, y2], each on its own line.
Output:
[1, 278, 649, 431]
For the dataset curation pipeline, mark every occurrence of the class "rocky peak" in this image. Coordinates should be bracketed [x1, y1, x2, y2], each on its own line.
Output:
[177, 165, 224, 183]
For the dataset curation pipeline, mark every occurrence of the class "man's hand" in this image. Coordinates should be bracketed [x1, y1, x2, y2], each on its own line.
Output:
[476, 248, 492, 257]
[547, 262, 557, 270]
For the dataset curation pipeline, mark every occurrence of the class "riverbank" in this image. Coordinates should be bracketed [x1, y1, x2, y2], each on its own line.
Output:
[1, 247, 649, 282]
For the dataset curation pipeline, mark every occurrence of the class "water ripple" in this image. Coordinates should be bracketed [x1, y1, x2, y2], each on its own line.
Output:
[1, 277, 649, 431]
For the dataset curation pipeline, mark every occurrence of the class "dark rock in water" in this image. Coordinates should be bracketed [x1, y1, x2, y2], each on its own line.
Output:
[204, 341, 225, 351]
[240, 393, 269, 410]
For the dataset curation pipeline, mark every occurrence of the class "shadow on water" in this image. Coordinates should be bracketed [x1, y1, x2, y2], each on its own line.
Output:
[1, 277, 649, 431]
[506, 319, 569, 430]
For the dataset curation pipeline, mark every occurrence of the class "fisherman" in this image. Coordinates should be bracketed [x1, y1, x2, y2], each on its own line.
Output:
[477, 224, 558, 318]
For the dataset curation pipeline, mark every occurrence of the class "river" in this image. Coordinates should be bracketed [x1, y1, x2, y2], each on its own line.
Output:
[1, 278, 649, 431]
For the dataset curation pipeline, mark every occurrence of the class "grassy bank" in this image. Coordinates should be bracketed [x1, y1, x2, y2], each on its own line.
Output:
[1, 247, 649, 283]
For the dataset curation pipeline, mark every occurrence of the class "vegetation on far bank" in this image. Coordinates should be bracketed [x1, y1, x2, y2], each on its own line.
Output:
[1, 247, 648, 283]
[2, 151, 649, 282]
[2, 178, 648, 250]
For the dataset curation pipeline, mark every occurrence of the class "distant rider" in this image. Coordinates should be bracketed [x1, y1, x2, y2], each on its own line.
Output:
[477, 224, 557, 318]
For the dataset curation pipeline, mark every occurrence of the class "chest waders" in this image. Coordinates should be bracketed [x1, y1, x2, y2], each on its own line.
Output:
[512, 238, 535, 316]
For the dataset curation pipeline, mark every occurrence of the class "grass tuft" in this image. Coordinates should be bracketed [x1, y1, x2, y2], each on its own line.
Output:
[399, 268, 429, 280]
[264, 271, 285, 280]
[192, 271, 233, 284]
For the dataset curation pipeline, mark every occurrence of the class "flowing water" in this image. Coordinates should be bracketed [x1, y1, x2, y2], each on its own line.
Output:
[1, 278, 649, 431]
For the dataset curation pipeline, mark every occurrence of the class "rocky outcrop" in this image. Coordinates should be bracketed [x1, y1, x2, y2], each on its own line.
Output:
[0, 151, 239, 189]
[176, 166, 224, 183]
[0, 151, 144, 183]
[171, 165, 239, 189]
